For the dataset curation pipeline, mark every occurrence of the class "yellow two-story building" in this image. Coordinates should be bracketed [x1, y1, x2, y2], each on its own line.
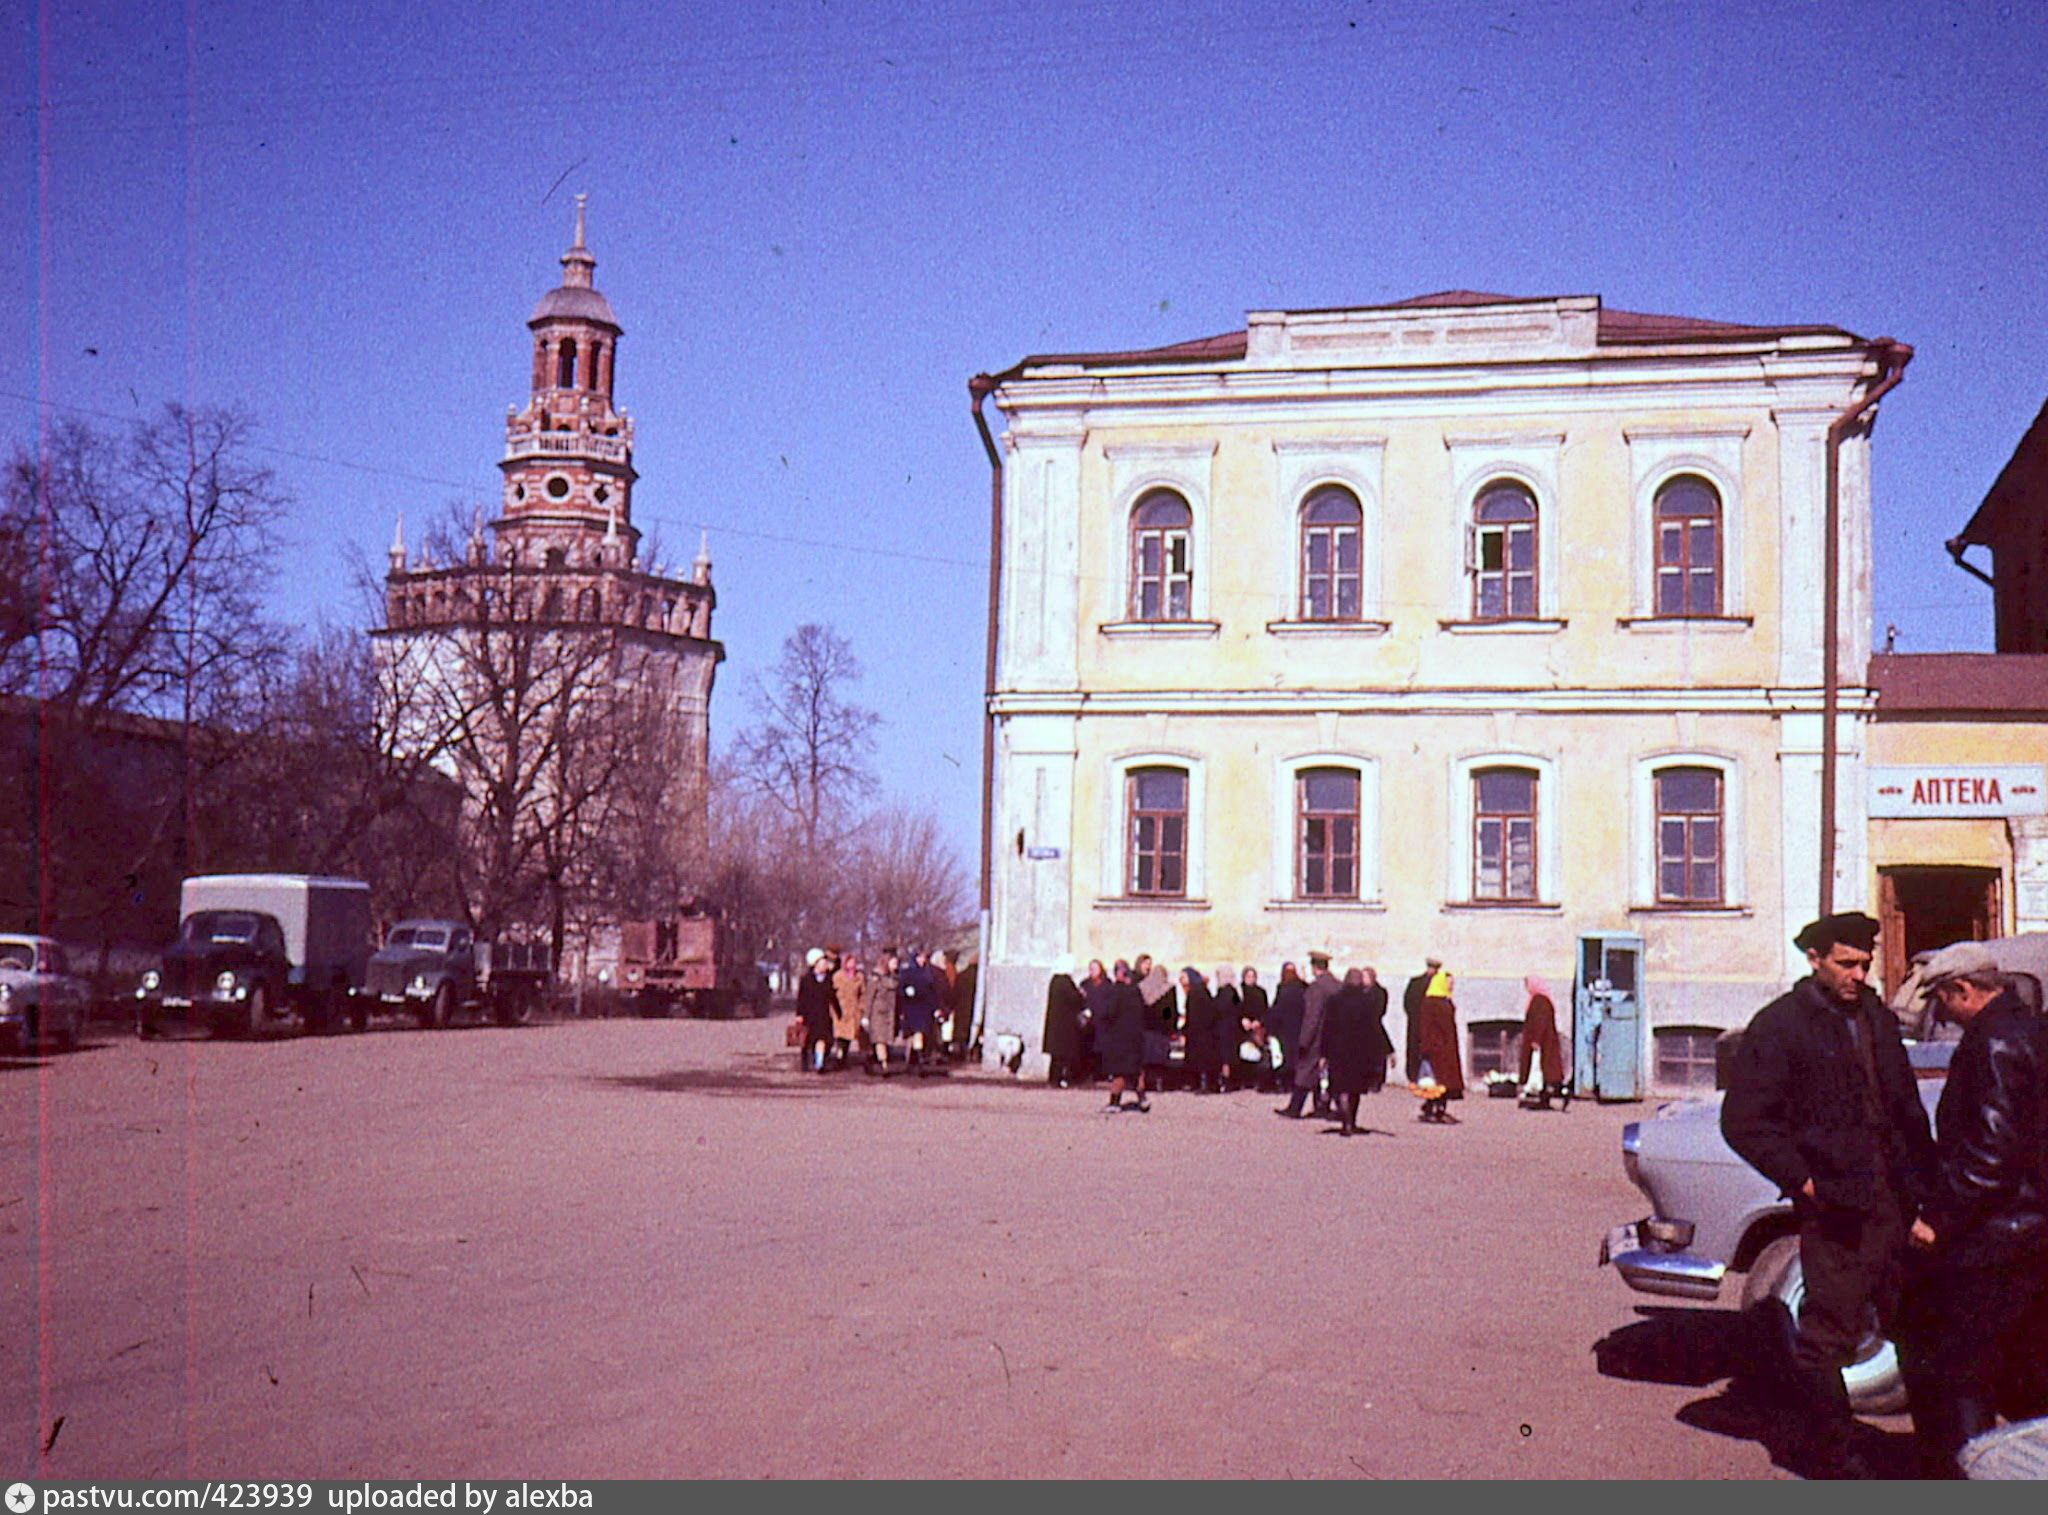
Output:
[973, 291, 1914, 1095]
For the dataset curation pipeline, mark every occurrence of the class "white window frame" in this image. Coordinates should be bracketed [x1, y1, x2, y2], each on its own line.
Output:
[1103, 443, 1216, 627]
[1444, 434, 1562, 622]
[1269, 753, 1381, 905]
[1447, 752, 1560, 905]
[1271, 439, 1386, 625]
[1624, 427, 1749, 619]
[1631, 752, 1746, 910]
[1101, 751, 1207, 904]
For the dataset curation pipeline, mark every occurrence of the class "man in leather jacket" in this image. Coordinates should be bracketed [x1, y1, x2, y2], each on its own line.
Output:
[1901, 940, 2048, 1477]
[1722, 912, 1935, 1478]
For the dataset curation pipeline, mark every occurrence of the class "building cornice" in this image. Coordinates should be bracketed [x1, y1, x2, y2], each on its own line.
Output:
[992, 686, 1882, 718]
[993, 347, 1882, 436]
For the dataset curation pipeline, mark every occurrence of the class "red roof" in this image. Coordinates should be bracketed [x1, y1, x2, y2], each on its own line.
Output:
[1868, 653, 2048, 715]
[1954, 395, 2048, 547]
[1008, 292, 1859, 373]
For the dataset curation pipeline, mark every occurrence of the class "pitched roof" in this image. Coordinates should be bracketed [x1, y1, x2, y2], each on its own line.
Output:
[1868, 653, 2048, 716]
[1008, 291, 1859, 373]
[1953, 395, 2048, 547]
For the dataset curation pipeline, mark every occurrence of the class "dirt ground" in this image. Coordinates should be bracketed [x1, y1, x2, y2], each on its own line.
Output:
[0, 1016, 1873, 1480]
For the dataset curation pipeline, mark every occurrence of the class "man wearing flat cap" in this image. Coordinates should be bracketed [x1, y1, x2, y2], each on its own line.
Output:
[1722, 911, 1935, 1478]
[1276, 950, 1338, 1119]
[1898, 940, 2048, 1477]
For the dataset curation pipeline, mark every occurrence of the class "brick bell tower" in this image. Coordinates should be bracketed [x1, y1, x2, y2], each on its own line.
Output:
[500, 193, 639, 564]
[377, 196, 723, 781]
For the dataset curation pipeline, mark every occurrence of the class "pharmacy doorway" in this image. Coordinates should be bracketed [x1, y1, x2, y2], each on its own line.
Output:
[1878, 866, 2003, 997]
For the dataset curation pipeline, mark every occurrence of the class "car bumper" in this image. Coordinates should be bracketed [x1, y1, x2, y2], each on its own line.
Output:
[1601, 1219, 1727, 1301]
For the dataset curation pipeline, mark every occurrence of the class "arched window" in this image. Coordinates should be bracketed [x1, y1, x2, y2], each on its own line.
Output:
[1126, 766, 1188, 897]
[556, 338, 576, 389]
[1655, 476, 1722, 617]
[1300, 486, 1363, 621]
[542, 586, 564, 619]
[1655, 765, 1723, 904]
[1296, 767, 1360, 898]
[1129, 490, 1193, 621]
[1472, 765, 1539, 901]
[1473, 482, 1538, 619]
[577, 588, 599, 619]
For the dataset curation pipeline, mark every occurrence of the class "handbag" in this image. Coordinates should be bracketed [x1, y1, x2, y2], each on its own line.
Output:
[784, 1016, 805, 1048]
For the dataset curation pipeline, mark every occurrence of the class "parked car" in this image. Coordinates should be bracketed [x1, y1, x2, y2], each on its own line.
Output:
[1599, 933, 2048, 1414]
[361, 920, 545, 1027]
[0, 934, 91, 1053]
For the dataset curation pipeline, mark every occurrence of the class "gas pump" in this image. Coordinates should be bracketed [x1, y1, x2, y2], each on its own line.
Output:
[1573, 932, 1644, 1102]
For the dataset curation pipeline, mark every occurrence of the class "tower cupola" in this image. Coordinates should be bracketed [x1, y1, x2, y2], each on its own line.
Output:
[499, 194, 637, 557]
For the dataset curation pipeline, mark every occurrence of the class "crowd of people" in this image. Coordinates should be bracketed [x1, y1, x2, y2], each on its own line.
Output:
[1038, 948, 1567, 1129]
[792, 944, 978, 1075]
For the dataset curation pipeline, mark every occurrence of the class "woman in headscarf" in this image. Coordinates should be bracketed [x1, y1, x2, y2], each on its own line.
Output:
[1517, 974, 1565, 1109]
[1041, 956, 1085, 1088]
[1078, 958, 1111, 1085]
[1415, 963, 1465, 1102]
[1136, 955, 1177, 1086]
[1268, 961, 1306, 1098]
[1236, 965, 1272, 1090]
[1210, 965, 1243, 1091]
[1324, 966, 1397, 1135]
[1179, 967, 1221, 1093]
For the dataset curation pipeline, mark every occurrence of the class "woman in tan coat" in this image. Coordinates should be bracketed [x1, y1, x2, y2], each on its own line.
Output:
[830, 953, 867, 1070]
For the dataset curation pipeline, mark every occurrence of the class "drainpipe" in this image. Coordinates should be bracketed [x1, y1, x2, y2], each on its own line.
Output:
[969, 373, 1007, 917]
[1819, 338, 1912, 916]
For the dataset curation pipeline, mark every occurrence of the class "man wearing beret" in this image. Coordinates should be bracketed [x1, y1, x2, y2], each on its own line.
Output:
[1899, 940, 2048, 1477]
[1722, 911, 1935, 1478]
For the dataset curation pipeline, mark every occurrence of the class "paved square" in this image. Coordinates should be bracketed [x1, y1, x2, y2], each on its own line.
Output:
[3, 1019, 1798, 1478]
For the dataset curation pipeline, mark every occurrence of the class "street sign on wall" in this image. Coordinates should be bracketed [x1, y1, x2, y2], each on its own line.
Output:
[1868, 765, 2047, 818]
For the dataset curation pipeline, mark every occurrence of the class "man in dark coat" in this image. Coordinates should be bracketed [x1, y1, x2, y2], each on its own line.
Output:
[1722, 911, 1935, 1479]
[1403, 956, 1439, 1085]
[1899, 940, 2048, 1476]
[1041, 960, 1085, 1087]
[1096, 959, 1150, 1113]
[1268, 962, 1305, 1096]
[1276, 951, 1338, 1118]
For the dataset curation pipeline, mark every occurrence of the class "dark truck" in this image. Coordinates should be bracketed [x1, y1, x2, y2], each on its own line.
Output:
[617, 906, 760, 1018]
[136, 874, 373, 1038]
[361, 919, 552, 1028]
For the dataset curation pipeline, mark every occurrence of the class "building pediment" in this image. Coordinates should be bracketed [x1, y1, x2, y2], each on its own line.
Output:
[1244, 295, 1602, 367]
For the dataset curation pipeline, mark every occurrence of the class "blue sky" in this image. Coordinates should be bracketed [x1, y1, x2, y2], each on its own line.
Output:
[9, 0, 2046, 868]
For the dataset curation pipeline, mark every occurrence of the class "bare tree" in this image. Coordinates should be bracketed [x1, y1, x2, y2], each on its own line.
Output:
[731, 622, 879, 854]
[841, 804, 974, 954]
[1, 404, 286, 720]
[0, 405, 290, 940]
[202, 626, 465, 919]
[376, 578, 691, 964]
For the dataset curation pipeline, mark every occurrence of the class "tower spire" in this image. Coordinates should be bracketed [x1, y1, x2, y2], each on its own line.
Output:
[562, 193, 595, 290]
